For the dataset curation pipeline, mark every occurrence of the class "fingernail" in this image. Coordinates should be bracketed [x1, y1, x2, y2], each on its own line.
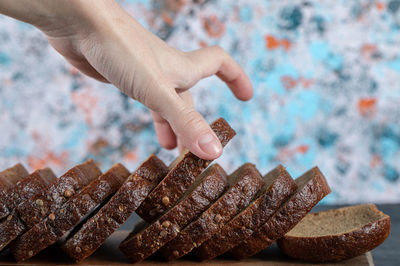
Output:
[198, 133, 222, 157]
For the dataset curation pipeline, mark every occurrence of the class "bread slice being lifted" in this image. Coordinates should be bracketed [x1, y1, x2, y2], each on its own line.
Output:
[136, 118, 236, 222]
[277, 204, 391, 262]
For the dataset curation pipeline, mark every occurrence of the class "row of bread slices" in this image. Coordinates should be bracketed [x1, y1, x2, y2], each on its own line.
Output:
[0, 118, 390, 263]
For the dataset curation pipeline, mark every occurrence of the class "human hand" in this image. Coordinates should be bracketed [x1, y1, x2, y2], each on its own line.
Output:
[0, 0, 253, 160]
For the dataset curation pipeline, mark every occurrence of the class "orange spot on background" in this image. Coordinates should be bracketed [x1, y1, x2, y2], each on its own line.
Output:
[361, 44, 379, 60]
[281, 76, 314, 90]
[376, 2, 385, 11]
[123, 150, 137, 162]
[266, 35, 280, 49]
[161, 11, 174, 26]
[28, 151, 69, 171]
[280, 39, 291, 51]
[370, 155, 382, 168]
[358, 98, 377, 117]
[296, 145, 309, 154]
[71, 87, 99, 125]
[277, 145, 309, 162]
[199, 40, 208, 48]
[69, 67, 79, 76]
[265, 35, 291, 51]
[281, 76, 297, 90]
[203, 15, 226, 38]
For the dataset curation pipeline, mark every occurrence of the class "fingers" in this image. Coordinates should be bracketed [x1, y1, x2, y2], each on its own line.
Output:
[150, 111, 177, 150]
[158, 92, 222, 160]
[176, 91, 193, 153]
[187, 46, 253, 101]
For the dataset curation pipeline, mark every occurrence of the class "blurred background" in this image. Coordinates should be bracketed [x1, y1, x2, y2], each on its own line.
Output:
[0, 0, 399, 204]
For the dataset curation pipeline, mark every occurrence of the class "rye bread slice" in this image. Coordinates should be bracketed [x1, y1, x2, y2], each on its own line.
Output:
[61, 154, 168, 262]
[0, 164, 29, 219]
[229, 166, 331, 259]
[136, 118, 236, 222]
[0, 168, 57, 252]
[277, 204, 391, 262]
[16, 159, 102, 228]
[13, 168, 57, 206]
[119, 164, 228, 263]
[194, 165, 297, 261]
[160, 163, 265, 261]
[10, 163, 130, 262]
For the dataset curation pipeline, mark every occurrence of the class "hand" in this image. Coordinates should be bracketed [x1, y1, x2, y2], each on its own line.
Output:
[0, 0, 253, 160]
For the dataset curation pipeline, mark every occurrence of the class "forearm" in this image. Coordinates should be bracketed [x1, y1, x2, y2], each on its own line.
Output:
[0, 0, 119, 35]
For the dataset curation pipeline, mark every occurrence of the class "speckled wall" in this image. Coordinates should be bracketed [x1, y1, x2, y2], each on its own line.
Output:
[0, 0, 399, 204]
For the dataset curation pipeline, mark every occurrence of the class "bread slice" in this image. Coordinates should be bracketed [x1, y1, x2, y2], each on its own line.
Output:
[13, 168, 57, 206]
[16, 159, 102, 228]
[136, 118, 236, 222]
[0, 160, 101, 253]
[61, 154, 168, 262]
[194, 165, 297, 261]
[10, 163, 128, 261]
[229, 166, 331, 259]
[0, 168, 56, 252]
[160, 163, 265, 261]
[10, 163, 130, 262]
[277, 204, 391, 262]
[119, 164, 228, 263]
[0, 164, 29, 219]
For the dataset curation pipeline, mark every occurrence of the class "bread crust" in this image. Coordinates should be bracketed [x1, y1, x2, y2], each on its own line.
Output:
[194, 165, 297, 260]
[10, 163, 130, 262]
[277, 205, 391, 262]
[160, 163, 264, 261]
[136, 118, 236, 222]
[0, 164, 29, 219]
[61, 154, 168, 262]
[229, 167, 331, 259]
[16, 159, 102, 228]
[0, 168, 56, 252]
[119, 164, 228, 263]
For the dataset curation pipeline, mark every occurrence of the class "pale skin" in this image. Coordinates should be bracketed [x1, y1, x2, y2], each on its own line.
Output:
[0, 0, 253, 160]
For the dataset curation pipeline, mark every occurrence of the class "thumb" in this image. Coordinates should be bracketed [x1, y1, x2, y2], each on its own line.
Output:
[160, 95, 222, 160]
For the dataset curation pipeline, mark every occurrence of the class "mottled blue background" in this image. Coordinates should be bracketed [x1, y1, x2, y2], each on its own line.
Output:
[0, 0, 399, 204]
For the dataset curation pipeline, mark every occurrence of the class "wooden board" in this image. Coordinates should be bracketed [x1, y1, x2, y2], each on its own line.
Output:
[0, 231, 374, 266]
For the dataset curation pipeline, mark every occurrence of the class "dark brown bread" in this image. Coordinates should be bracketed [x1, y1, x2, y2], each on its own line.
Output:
[10, 163, 130, 262]
[0, 168, 57, 252]
[136, 118, 236, 222]
[61, 154, 168, 262]
[119, 164, 228, 263]
[160, 163, 265, 261]
[277, 204, 391, 262]
[194, 165, 297, 261]
[0, 213, 25, 252]
[16, 159, 102, 228]
[229, 166, 331, 259]
[0, 164, 29, 219]
[12, 168, 57, 209]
